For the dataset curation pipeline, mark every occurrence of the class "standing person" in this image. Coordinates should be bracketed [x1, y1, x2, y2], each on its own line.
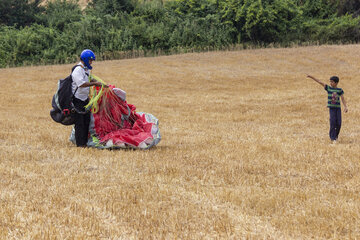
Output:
[72, 49, 105, 147]
[307, 75, 348, 143]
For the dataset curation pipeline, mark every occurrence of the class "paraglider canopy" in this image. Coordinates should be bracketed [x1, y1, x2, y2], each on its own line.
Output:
[70, 75, 161, 149]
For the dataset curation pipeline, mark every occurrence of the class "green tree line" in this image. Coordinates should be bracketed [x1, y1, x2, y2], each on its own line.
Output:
[1, 0, 360, 67]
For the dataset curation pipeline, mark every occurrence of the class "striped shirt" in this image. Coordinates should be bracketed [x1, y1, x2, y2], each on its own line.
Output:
[325, 85, 344, 108]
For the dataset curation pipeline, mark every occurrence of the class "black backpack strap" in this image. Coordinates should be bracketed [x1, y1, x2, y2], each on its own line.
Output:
[71, 64, 82, 72]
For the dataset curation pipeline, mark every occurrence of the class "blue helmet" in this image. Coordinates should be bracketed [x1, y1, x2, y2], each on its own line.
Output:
[80, 49, 96, 70]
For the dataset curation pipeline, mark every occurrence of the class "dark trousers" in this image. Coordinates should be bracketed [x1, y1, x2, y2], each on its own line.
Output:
[73, 98, 90, 147]
[329, 108, 342, 141]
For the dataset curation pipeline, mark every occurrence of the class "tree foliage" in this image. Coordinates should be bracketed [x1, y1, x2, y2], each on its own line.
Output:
[37, 0, 82, 31]
[88, 0, 136, 16]
[1, 0, 360, 67]
[0, 0, 44, 27]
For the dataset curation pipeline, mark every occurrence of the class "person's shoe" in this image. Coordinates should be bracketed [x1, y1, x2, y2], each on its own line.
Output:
[332, 140, 337, 144]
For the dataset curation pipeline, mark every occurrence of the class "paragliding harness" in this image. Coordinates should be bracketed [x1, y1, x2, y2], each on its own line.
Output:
[50, 65, 88, 125]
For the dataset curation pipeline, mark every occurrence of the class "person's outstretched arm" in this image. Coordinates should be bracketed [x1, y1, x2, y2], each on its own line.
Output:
[79, 81, 105, 88]
[307, 75, 326, 87]
[341, 95, 348, 113]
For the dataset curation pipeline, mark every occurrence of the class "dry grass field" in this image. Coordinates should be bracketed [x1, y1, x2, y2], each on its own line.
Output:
[1, 45, 360, 239]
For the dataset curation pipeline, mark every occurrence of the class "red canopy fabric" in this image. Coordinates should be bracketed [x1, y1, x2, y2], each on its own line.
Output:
[92, 86, 154, 147]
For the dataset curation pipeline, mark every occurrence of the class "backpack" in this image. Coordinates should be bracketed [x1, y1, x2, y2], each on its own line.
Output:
[50, 65, 82, 125]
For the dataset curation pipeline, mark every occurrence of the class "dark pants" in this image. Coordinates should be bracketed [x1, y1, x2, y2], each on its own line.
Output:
[73, 98, 90, 147]
[329, 108, 342, 141]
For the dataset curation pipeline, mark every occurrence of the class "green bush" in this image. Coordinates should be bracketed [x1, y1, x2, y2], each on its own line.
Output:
[1, 0, 360, 67]
[37, 0, 82, 31]
[302, 14, 360, 43]
[0, 24, 58, 67]
[0, 26, 17, 67]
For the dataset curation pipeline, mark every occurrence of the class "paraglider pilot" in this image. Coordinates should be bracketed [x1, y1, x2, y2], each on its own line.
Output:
[72, 49, 107, 147]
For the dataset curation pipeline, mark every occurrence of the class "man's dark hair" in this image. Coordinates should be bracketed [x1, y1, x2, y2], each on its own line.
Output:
[330, 76, 339, 83]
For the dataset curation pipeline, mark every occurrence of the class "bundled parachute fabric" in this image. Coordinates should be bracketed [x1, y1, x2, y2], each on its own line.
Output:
[70, 85, 161, 149]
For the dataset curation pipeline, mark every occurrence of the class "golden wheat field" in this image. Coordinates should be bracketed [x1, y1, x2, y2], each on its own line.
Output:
[1, 45, 360, 239]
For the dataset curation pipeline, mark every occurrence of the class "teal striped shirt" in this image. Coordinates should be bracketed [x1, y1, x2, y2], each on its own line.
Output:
[325, 85, 344, 108]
